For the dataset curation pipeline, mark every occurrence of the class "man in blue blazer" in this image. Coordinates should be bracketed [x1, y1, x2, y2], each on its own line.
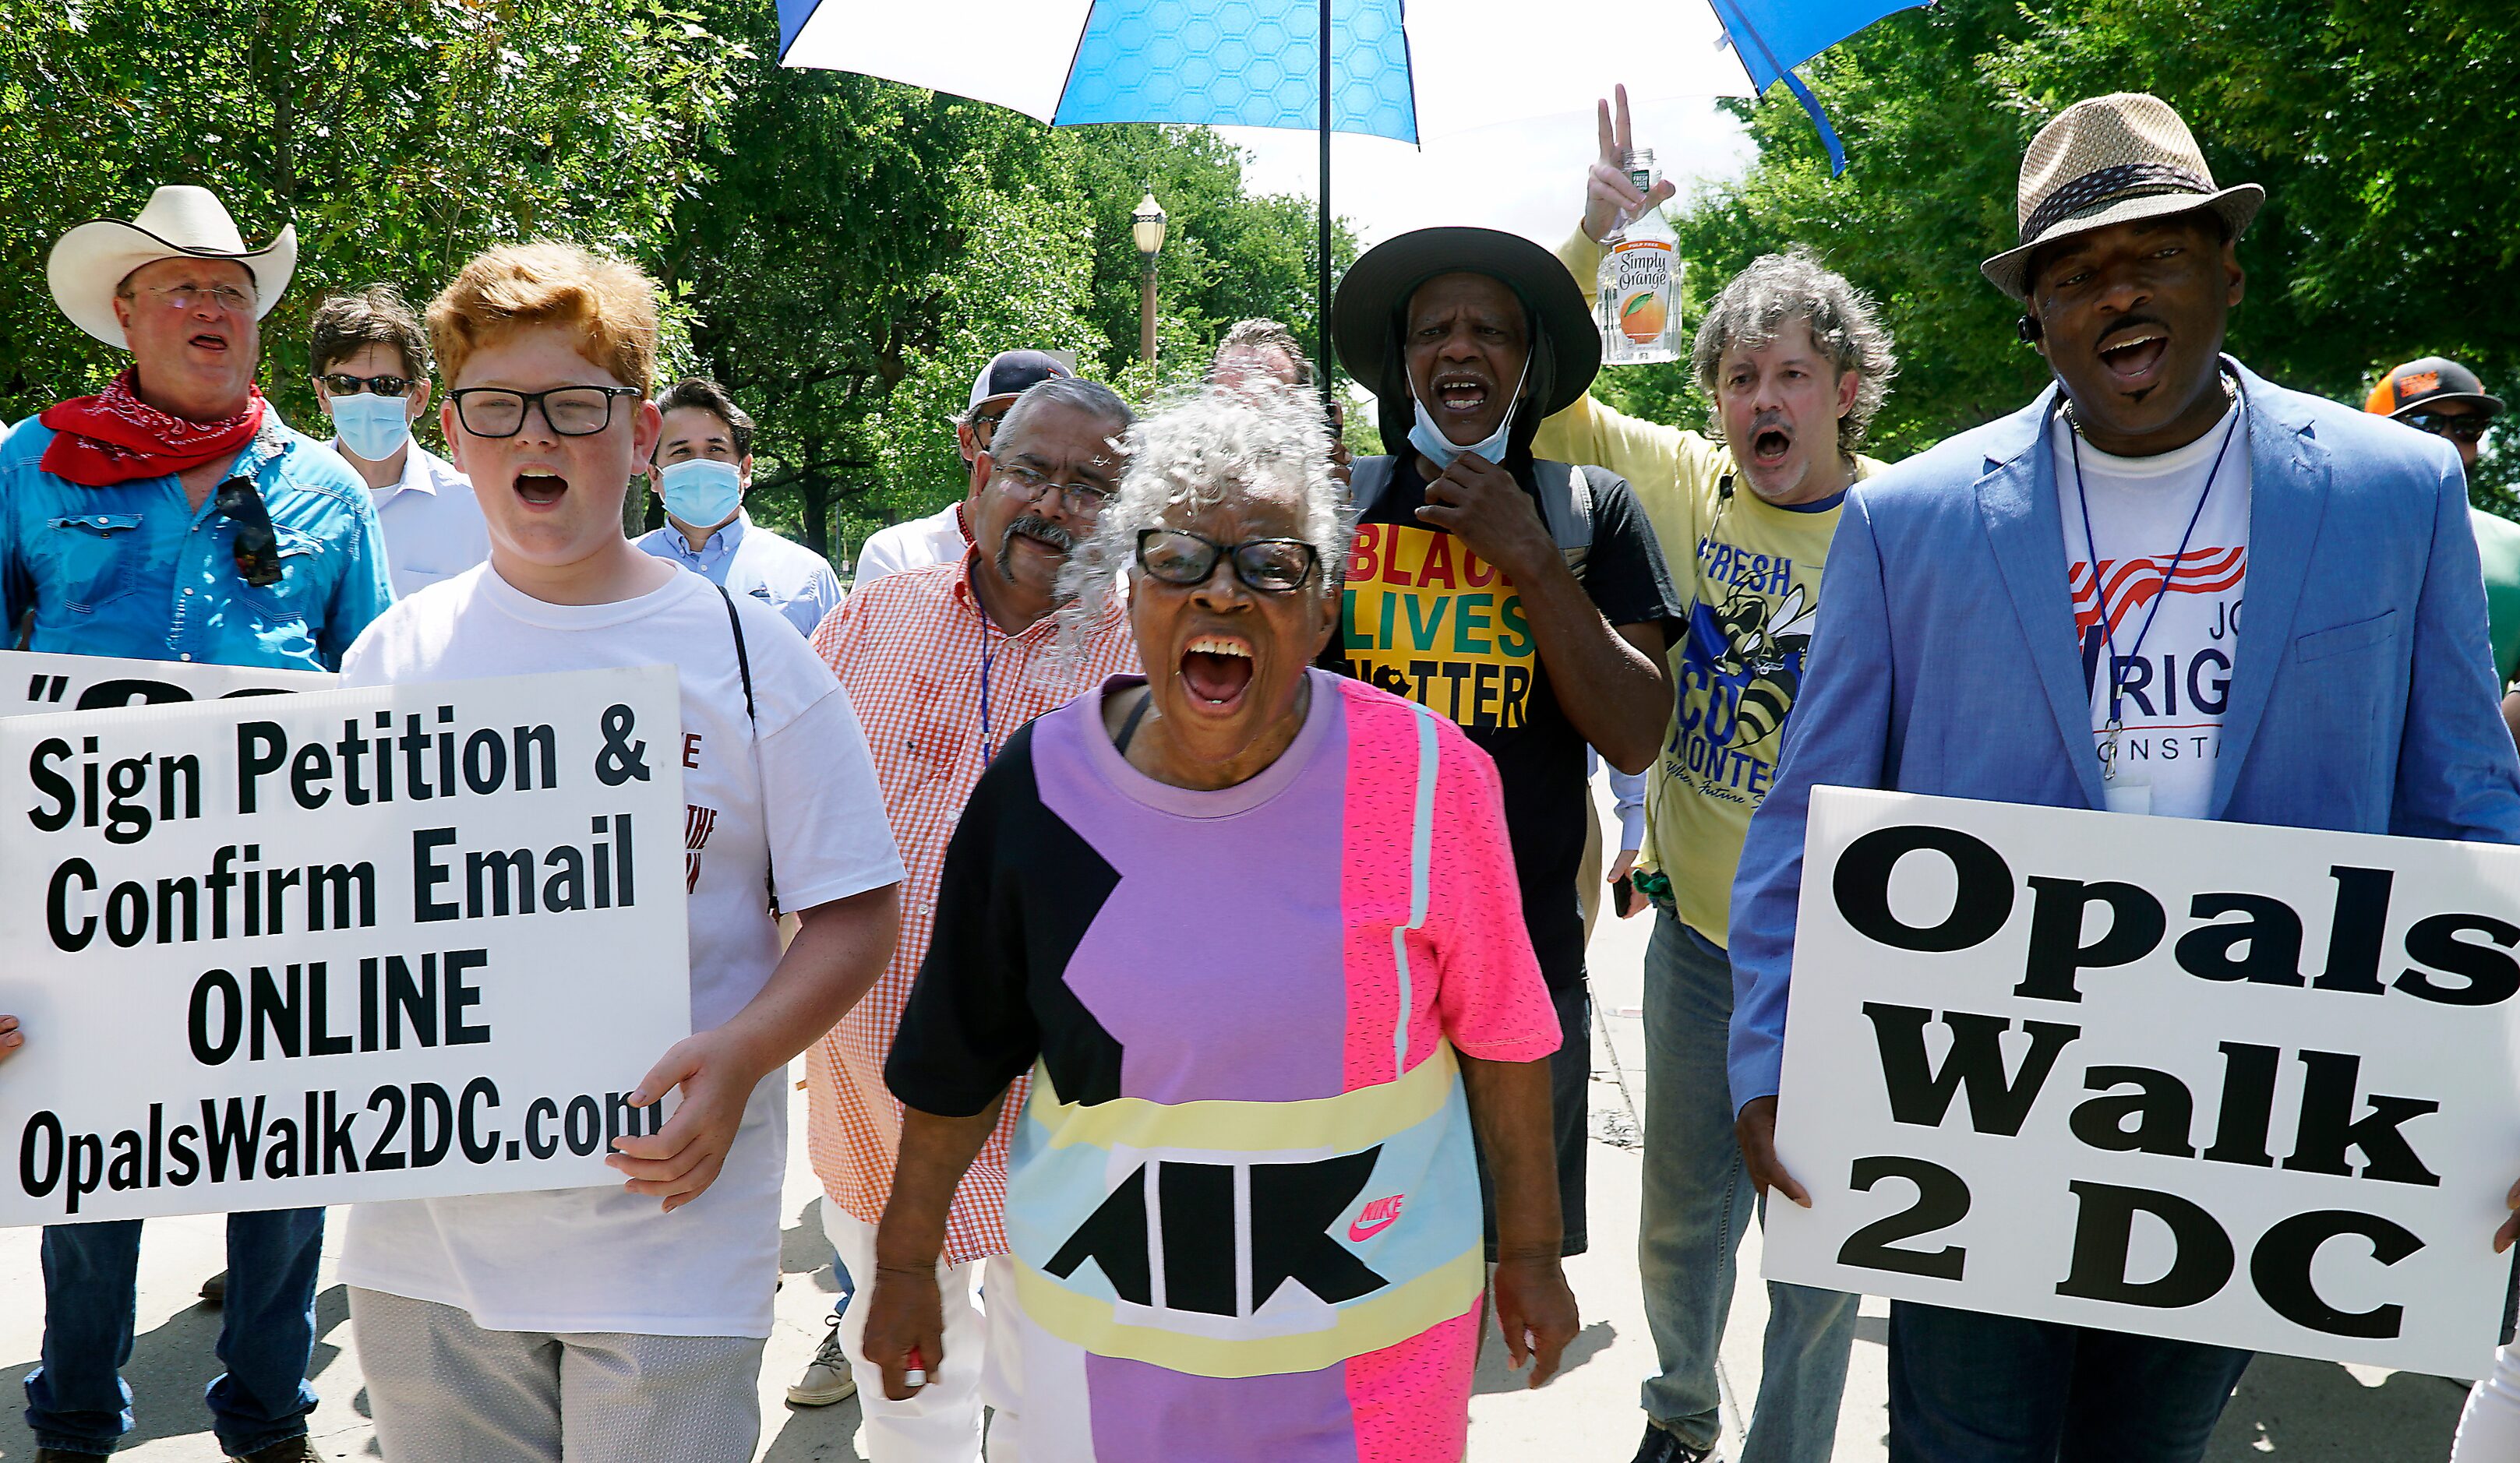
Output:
[1727, 93, 2520, 1460]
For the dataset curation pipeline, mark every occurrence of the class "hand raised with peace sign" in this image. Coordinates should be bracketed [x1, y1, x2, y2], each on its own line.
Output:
[1584, 83, 1681, 244]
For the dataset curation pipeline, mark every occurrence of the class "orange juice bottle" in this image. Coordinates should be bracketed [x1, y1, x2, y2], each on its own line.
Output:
[1596, 149, 1682, 366]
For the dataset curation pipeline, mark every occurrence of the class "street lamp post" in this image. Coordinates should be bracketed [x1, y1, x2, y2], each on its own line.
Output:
[1131, 192, 1167, 368]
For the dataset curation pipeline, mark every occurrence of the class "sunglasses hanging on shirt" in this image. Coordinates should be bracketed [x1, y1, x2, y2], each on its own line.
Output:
[214, 475, 284, 587]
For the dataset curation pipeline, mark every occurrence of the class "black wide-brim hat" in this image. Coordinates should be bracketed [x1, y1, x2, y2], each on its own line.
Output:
[1333, 226, 1601, 418]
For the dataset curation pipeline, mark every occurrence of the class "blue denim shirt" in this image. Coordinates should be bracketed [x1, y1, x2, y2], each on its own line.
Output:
[2, 410, 394, 672]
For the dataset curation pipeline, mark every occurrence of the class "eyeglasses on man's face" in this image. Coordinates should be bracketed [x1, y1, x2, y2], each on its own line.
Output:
[996, 459, 1115, 513]
[447, 385, 644, 439]
[126, 281, 256, 316]
[320, 372, 417, 399]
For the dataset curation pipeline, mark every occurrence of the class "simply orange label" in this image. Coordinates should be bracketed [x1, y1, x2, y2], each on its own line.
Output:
[1339, 523, 1535, 731]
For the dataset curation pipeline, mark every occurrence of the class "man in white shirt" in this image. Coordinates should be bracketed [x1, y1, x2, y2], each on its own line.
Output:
[851, 349, 1071, 588]
[341, 241, 903, 1463]
[635, 376, 842, 637]
[309, 284, 491, 596]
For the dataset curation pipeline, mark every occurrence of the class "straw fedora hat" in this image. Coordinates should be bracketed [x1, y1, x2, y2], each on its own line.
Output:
[1980, 93, 2262, 302]
[47, 185, 298, 347]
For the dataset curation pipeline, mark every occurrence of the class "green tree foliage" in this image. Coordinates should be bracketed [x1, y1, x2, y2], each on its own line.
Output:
[0, 0, 736, 424]
[1636, 0, 2518, 506]
[0, 0, 1351, 564]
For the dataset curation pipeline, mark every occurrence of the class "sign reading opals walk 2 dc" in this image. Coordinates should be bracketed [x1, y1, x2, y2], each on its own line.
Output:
[1761, 788, 2520, 1380]
[0, 664, 690, 1227]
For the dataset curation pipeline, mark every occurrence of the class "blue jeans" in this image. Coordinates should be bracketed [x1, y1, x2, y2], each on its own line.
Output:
[1641, 910, 1855, 1461]
[831, 1250, 856, 1318]
[1886, 1301, 2252, 1461]
[25, 1209, 325, 1457]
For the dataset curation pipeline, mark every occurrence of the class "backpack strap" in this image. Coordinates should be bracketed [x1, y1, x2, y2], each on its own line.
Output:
[1530, 460, 1598, 580]
[717, 585, 778, 915]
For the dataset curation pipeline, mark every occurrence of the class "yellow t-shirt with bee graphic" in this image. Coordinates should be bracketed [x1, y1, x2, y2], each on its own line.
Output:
[1534, 316, 1882, 948]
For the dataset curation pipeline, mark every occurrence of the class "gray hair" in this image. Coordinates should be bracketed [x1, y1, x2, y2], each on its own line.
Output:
[1208, 319, 1314, 387]
[994, 375, 1133, 453]
[1055, 386, 1350, 666]
[1691, 248, 1899, 456]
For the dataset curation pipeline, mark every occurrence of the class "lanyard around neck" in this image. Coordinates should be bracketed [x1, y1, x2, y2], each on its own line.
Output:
[2067, 399, 2243, 730]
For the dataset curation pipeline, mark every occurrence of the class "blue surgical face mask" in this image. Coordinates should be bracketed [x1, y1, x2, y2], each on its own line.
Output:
[329, 390, 413, 463]
[659, 457, 746, 528]
[1406, 356, 1532, 471]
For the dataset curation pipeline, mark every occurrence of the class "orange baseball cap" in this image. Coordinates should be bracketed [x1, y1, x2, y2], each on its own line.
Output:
[2365, 356, 2504, 418]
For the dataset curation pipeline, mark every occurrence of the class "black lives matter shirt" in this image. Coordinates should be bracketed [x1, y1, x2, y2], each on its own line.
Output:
[1328, 452, 1681, 991]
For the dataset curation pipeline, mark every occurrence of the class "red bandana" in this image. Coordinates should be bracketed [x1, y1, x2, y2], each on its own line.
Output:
[38, 370, 266, 487]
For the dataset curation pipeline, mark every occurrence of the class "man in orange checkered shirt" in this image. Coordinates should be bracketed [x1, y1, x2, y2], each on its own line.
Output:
[806, 375, 1139, 1461]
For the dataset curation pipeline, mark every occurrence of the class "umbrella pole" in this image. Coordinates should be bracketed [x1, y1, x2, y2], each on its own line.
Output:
[1317, 0, 1332, 408]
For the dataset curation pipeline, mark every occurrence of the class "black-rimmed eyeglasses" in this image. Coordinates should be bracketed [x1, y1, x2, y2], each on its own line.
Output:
[1135, 528, 1318, 594]
[447, 385, 643, 439]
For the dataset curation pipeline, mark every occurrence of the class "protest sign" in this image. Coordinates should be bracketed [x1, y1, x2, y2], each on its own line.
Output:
[0, 667, 690, 1226]
[5, 648, 334, 712]
[1762, 788, 2520, 1380]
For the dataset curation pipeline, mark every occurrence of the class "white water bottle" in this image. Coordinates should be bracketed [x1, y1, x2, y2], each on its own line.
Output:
[1595, 148, 1682, 366]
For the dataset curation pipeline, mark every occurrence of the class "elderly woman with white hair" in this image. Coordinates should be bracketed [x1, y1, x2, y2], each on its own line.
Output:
[857, 386, 1579, 1459]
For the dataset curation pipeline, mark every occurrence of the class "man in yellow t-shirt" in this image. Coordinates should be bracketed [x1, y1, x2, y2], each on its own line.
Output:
[1529, 85, 1903, 1463]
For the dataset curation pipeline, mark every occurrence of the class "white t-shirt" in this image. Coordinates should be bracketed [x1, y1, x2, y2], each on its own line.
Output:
[333, 562, 905, 1336]
[2055, 393, 2252, 820]
[851, 499, 969, 589]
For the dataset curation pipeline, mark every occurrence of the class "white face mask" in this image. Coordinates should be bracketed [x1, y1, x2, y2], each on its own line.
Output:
[1406, 355, 1531, 470]
[330, 390, 412, 463]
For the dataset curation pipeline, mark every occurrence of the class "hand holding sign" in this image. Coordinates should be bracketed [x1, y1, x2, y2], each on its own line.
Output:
[0, 1014, 20, 1066]
[607, 1026, 752, 1212]
[1735, 1095, 1811, 1209]
[1763, 788, 2520, 1380]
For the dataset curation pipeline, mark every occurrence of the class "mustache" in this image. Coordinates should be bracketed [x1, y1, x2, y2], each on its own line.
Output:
[994, 513, 1076, 580]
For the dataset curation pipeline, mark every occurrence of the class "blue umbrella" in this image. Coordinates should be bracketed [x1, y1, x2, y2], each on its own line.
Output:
[778, 0, 1919, 379]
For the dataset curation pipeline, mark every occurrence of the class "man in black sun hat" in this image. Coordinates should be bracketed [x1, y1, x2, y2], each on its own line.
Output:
[1329, 224, 1685, 1286]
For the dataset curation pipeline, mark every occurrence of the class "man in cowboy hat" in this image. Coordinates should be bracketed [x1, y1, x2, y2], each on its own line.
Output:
[1726, 93, 2520, 1458]
[1329, 225, 1684, 1297]
[1, 185, 391, 1463]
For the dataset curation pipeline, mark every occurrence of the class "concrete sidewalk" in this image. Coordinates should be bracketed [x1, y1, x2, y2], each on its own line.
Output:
[0, 777, 2473, 1460]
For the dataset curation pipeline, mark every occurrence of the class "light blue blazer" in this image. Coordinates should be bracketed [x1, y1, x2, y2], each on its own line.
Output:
[1727, 359, 2520, 1111]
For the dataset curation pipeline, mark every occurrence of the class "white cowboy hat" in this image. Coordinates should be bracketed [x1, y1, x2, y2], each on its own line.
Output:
[47, 185, 298, 347]
[1981, 93, 2263, 302]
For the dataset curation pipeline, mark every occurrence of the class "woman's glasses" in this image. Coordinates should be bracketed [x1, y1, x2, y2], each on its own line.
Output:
[1135, 528, 1318, 594]
[446, 385, 643, 439]
[320, 372, 416, 398]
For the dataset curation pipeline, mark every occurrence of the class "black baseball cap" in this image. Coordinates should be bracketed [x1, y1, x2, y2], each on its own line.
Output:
[968, 350, 1072, 412]
[2365, 357, 2504, 420]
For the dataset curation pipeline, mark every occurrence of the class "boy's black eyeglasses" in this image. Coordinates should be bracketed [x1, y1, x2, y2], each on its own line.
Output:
[1135, 529, 1318, 594]
[447, 385, 643, 439]
[214, 477, 284, 587]
[2405, 411, 2490, 443]
[320, 372, 417, 398]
